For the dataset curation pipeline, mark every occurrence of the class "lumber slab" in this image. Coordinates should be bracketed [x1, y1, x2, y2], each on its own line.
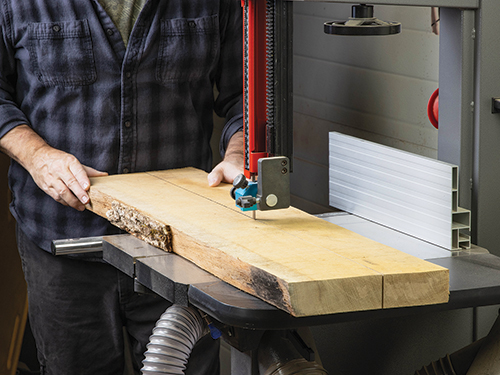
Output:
[87, 168, 449, 317]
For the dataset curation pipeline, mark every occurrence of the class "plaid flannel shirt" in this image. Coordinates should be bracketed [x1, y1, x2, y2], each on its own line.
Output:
[0, 0, 243, 251]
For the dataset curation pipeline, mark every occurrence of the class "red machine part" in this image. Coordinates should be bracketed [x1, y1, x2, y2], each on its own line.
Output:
[427, 88, 439, 129]
[243, 0, 270, 178]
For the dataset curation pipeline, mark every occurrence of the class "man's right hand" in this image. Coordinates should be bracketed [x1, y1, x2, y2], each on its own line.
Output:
[0, 125, 107, 211]
[29, 144, 107, 211]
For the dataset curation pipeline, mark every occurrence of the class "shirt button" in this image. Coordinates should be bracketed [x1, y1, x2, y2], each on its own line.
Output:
[107, 28, 114, 36]
[188, 21, 196, 28]
[53, 25, 61, 32]
[125, 72, 131, 78]
[124, 121, 131, 128]
[123, 168, 130, 174]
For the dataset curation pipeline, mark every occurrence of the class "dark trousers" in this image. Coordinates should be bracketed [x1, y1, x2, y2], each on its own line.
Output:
[17, 227, 220, 375]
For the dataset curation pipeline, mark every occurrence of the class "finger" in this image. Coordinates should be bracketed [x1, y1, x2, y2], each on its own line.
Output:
[212, 160, 244, 185]
[207, 166, 224, 187]
[62, 164, 91, 206]
[49, 179, 85, 211]
[222, 163, 244, 184]
[70, 162, 91, 192]
[83, 165, 108, 178]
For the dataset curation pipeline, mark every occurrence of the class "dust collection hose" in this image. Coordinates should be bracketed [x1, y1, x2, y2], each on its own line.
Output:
[141, 304, 209, 375]
[141, 305, 327, 375]
[258, 330, 328, 375]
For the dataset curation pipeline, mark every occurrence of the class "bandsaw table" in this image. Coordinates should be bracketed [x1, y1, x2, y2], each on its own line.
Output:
[93, 212, 500, 373]
[101, 215, 500, 330]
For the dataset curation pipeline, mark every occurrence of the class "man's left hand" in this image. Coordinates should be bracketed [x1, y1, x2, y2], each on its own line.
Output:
[207, 131, 244, 186]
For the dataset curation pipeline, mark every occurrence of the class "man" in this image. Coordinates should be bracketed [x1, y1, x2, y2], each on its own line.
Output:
[0, 0, 244, 374]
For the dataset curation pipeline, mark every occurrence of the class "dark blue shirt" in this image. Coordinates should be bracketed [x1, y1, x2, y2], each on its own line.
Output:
[0, 0, 243, 251]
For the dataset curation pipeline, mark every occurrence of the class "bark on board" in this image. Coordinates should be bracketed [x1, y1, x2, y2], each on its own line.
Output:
[87, 168, 449, 317]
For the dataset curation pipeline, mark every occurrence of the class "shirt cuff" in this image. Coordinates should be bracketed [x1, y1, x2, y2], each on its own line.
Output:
[0, 106, 30, 140]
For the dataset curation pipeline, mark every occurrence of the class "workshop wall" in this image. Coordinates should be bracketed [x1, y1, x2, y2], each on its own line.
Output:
[291, 3, 439, 213]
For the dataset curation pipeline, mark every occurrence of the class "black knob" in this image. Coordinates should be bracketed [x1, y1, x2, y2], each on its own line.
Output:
[230, 186, 237, 200]
[233, 174, 248, 189]
[352, 4, 374, 18]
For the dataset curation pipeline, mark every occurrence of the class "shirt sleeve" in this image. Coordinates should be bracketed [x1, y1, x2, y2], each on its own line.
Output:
[214, 0, 244, 158]
[0, 5, 30, 139]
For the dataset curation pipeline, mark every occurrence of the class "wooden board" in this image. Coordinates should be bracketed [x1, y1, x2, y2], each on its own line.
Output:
[87, 167, 449, 317]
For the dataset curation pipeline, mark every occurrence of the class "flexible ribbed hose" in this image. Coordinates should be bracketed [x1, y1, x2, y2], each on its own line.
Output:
[141, 305, 208, 375]
[258, 331, 328, 375]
